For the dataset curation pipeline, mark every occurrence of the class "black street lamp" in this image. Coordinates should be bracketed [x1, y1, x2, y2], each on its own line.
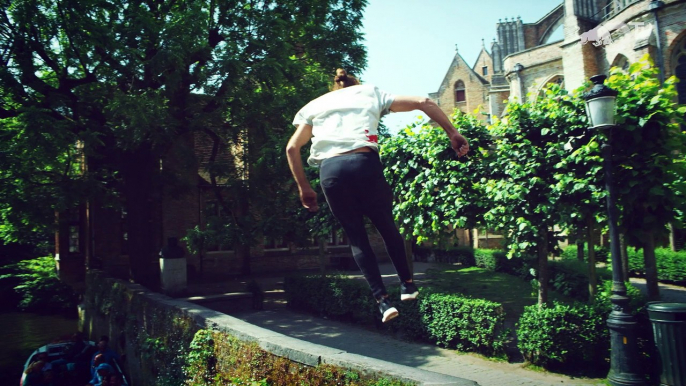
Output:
[583, 75, 645, 386]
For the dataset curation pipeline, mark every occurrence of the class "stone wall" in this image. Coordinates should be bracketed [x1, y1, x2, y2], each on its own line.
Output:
[434, 53, 490, 122]
[504, 41, 564, 101]
[81, 270, 476, 386]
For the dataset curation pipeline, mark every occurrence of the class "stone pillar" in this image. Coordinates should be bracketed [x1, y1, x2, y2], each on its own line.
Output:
[517, 17, 526, 51]
[561, 0, 602, 90]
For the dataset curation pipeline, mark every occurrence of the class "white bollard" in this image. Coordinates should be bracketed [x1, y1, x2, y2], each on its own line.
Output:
[159, 257, 187, 294]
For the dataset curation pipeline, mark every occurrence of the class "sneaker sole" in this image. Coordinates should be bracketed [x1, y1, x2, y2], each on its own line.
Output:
[382, 307, 399, 323]
[401, 291, 419, 301]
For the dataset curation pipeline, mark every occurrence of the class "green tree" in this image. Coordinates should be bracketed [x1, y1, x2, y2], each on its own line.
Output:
[544, 85, 607, 299]
[381, 111, 493, 247]
[1, 0, 367, 284]
[0, 256, 78, 313]
[605, 55, 686, 300]
[484, 85, 590, 305]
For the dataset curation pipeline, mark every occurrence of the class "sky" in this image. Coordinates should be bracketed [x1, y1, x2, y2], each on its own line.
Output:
[360, 0, 565, 133]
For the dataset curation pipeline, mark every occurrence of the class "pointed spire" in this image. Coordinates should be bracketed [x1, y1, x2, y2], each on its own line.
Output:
[482, 38, 485, 48]
[455, 44, 459, 53]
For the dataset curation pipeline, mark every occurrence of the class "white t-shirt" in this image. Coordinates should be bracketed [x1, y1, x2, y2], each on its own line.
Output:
[292, 85, 395, 166]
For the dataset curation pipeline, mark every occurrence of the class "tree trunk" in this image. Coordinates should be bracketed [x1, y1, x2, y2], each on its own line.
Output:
[537, 230, 549, 306]
[122, 147, 160, 289]
[587, 218, 597, 300]
[643, 231, 660, 301]
[468, 229, 474, 248]
[232, 188, 252, 276]
[669, 222, 677, 252]
[576, 224, 585, 262]
[234, 242, 251, 276]
[619, 232, 629, 282]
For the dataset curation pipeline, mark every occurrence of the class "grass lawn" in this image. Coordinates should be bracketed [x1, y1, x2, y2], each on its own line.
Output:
[423, 265, 573, 325]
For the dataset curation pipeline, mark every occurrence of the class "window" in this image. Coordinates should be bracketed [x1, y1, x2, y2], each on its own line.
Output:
[536, 75, 565, 100]
[68, 226, 80, 253]
[482, 66, 488, 76]
[611, 54, 630, 72]
[677, 55, 686, 105]
[674, 38, 686, 107]
[264, 237, 288, 249]
[203, 200, 233, 252]
[327, 228, 348, 246]
[336, 229, 348, 246]
[546, 75, 564, 88]
[454, 80, 466, 103]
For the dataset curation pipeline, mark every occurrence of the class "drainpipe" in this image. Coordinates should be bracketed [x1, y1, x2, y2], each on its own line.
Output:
[514, 63, 525, 102]
[649, 0, 665, 84]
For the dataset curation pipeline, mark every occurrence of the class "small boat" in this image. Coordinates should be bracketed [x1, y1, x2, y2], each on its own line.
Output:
[20, 339, 128, 386]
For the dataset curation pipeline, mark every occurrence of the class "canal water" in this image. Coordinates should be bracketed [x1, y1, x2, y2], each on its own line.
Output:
[0, 311, 78, 382]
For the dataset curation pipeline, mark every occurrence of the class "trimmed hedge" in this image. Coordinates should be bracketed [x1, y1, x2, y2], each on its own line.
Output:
[420, 293, 507, 356]
[474, 249, 533, 279]
[563, 245, 686, 283]
[517, 302, 609, 372]
[284, 274, 507, 357]
[473, 249, 502, 271]
[283, 274, 377, 325]
[560, 245, 610, 263]
[413, 246, 475, 266]
[517, 281, 652, 375]
[627, 248, 686, 283]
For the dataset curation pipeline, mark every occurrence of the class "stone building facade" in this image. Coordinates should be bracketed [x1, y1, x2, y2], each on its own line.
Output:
[430, 0, 686, 248]
[433, 0, 686, 120]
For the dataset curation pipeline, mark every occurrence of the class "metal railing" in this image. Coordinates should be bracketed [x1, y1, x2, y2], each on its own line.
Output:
[600, 0, 644, 21]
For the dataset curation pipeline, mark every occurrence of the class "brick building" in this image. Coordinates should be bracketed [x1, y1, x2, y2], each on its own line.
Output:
[431, 0, 686, 248]
[55, 127, 363, 286]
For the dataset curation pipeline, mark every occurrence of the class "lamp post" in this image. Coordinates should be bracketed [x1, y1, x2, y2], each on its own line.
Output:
[583, 75, 645, 386]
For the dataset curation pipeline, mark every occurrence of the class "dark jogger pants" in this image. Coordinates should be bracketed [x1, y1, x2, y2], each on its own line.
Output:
[319, 151, 412, 299]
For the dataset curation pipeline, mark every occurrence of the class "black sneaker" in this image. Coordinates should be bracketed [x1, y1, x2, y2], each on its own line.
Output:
[400, 281, 419, 301]
[378, 297, 399, 323]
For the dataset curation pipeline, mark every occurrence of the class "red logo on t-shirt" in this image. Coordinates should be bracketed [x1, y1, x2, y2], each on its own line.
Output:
[365, 130, 378, 143]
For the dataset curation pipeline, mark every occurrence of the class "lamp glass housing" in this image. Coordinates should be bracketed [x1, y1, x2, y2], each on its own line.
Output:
[585, 96, 616, 129]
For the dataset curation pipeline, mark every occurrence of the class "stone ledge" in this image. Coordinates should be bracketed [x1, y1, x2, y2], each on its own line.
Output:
[130, 281, 479, 386]
[178, 289, 284, 304]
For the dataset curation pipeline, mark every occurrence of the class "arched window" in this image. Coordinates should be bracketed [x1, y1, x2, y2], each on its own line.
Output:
[545, 75, 564, 88]
[611, 54, 630, 72]
[673, 37, 686, 106]
[454, 80, 466, 103]
[535, 75, 564, 100]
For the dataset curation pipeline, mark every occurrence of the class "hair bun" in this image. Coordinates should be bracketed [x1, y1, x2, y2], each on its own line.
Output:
[334, 74, 349, 82]
[331, 68, 359, 90]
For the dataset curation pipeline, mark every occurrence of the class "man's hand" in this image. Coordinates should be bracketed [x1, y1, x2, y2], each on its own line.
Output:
[300, 186, 319, 212]
[450, 131, 469, 157]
